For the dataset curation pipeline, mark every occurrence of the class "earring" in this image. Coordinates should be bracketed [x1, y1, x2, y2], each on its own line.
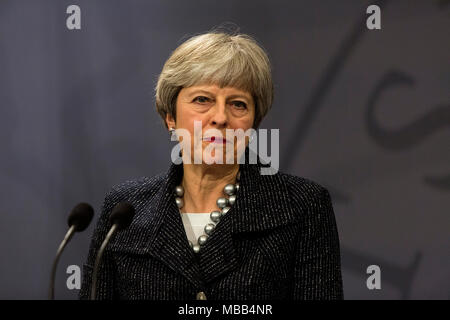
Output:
[249, 132, 255, 143]
[169, 127, 176, 140]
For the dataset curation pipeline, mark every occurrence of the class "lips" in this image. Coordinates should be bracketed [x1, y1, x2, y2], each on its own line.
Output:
[204, 136, 227, 143]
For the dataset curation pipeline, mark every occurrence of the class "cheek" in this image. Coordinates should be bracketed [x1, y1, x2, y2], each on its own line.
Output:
[234, 116, 254, 131]
[242, 107, 256, 128]
[176, 109, 200, 132]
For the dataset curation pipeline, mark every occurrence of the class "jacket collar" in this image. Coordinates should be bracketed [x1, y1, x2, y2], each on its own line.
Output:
[121, 149, 298, 287]
[154, 150, 298, 234]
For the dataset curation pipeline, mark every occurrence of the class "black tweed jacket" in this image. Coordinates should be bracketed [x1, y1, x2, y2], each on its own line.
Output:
[79, 158, 343, 300]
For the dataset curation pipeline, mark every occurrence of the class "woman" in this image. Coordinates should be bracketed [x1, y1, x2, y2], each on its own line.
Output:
[79, 31, 343, 300]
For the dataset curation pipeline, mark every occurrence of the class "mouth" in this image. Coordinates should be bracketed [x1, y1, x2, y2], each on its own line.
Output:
[203, 136, 227, 144]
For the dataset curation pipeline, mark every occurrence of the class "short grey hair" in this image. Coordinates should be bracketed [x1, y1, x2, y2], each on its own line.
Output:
[155, 31, 274, 129]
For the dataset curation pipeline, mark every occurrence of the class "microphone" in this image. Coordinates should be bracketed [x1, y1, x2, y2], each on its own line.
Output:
[90, 202, 135, 300]
[49, 202, 94, 300]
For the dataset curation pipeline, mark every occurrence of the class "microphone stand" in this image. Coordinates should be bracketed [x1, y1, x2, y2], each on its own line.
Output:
[90, 224, 118, 300]
[48, 225, 76, 300]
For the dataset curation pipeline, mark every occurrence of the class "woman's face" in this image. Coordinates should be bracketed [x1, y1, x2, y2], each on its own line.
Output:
[166, 84, 255, 165]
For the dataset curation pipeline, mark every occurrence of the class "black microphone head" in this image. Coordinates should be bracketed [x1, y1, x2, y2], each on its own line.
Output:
[68, 202, 94, 232]
[109, 202, 135, 231]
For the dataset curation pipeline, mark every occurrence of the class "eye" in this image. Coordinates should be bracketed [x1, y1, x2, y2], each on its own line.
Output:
[193, 96, 210, 104]
[232, 101, 247, 109]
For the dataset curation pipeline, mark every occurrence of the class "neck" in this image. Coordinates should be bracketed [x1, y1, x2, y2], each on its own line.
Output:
[180, 163, 239, 213]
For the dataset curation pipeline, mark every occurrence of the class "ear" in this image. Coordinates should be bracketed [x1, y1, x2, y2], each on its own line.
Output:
[165, 113, 176, 129]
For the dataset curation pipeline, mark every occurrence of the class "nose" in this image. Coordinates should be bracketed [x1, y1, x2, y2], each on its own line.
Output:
[210, 100, 228, 127]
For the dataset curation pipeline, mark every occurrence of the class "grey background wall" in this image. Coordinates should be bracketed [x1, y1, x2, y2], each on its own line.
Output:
[0, 0, 448, 299]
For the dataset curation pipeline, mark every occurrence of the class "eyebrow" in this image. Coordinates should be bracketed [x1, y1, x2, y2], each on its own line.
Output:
[227, 94, 251, 101]
[188, 90, 251, 102]
[188, 90, 214, 97]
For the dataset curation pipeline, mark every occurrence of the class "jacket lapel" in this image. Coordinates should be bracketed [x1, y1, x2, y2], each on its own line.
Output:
[143, 152, 298, 287]
[196, 159, 298, 284]
[196, 210, 238, 283]
[145, 162, 204, 288]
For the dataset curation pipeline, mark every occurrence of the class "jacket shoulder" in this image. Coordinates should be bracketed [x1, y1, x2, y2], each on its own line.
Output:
[103, 171, 166, 208]
[277, 171, 330, 214]
[279, 171, 327, 195]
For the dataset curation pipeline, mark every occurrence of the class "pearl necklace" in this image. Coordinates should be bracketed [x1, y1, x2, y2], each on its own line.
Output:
[174, 171, 240, 253]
